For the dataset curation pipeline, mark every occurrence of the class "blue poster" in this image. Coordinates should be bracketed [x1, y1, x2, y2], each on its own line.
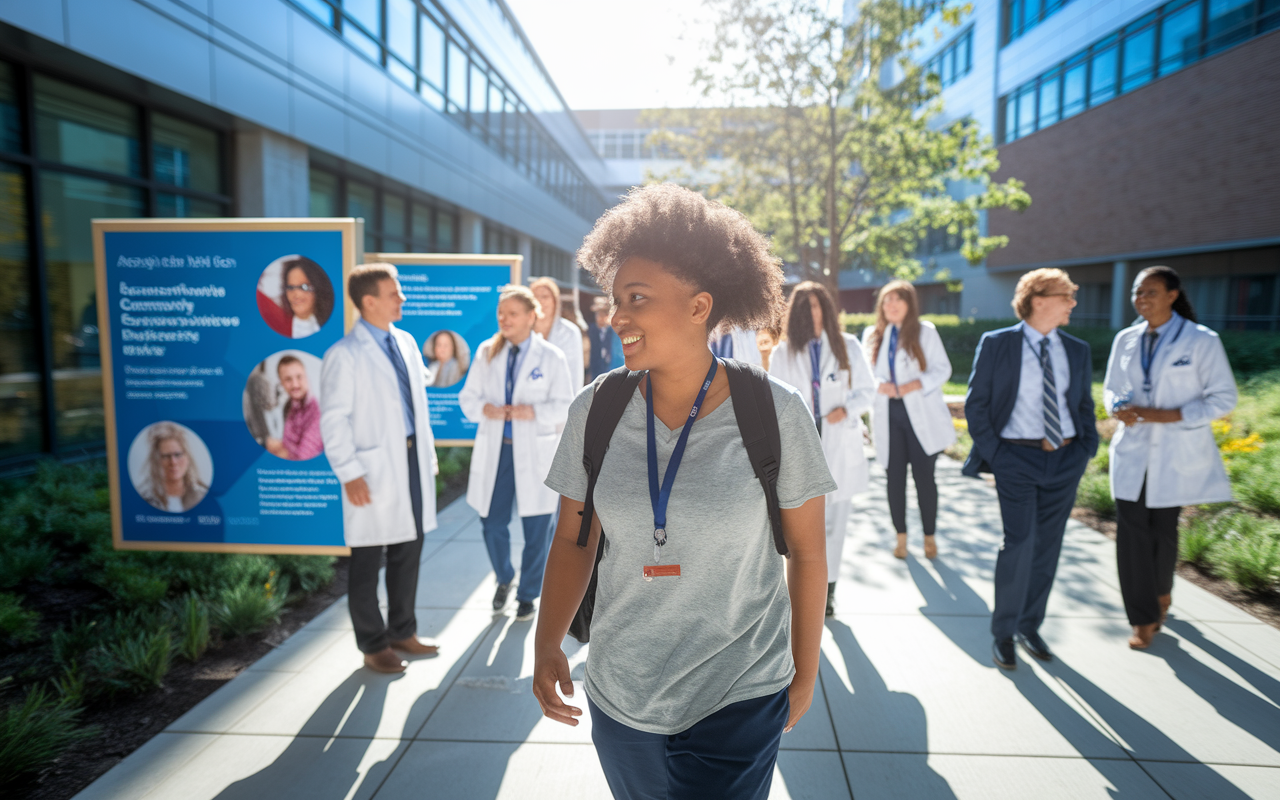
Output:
[391, 262, 515, 443]
[100, 225, 351, 551]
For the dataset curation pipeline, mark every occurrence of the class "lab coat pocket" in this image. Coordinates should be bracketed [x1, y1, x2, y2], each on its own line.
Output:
[356, 446, 387, 497]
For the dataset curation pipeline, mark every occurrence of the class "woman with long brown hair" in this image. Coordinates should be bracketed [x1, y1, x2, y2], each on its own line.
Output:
[863, 281, 954, 560]
[768, 281, 875, 617]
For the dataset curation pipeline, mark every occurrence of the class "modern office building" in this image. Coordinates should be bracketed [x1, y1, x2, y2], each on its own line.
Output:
[0, 0, 609, 468]
[881, 0, 1280, 327]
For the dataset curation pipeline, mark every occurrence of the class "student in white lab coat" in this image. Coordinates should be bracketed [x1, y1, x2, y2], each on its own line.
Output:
[709, 323, 764, 366]
[862, 281, 955, 561]
[459, 285, 574, 622]
[769, 281, 876, 617]
[1105, 265, 1237, 650]
[320, 262, 439, 674]
[530, 277, 586, 392]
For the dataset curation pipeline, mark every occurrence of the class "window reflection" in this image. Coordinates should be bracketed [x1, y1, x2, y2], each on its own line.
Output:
[0, 163, 42, 457]
[35, 76, 140, 178]
[1160, 2, 1203, 74]
[152, 113, 221, 193]
[0, 62, 20, 153]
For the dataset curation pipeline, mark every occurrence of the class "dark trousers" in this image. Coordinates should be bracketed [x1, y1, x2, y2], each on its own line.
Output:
[1115, 482, 1181, 626]
[481, 443, 554, 603]
[348, 435, 424, 654]
[990, 440, 1088, 641]
[887, 398, 939, 536]
[589, 688, 788, 800]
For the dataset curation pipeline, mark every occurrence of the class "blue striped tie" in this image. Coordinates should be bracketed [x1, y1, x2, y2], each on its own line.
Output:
[1040, 339, 1062, 450]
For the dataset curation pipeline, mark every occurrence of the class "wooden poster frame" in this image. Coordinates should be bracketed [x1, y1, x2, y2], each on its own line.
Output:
[94, 217, 362, 555]
[367, 252, 523, 447]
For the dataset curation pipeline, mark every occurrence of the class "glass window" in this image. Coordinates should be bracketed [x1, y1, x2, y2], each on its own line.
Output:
[1017, 84, 1036, 138]
[411, 203, 431, 246]
[447, 39, 468, 111]
[151, 113, 221, 194]
[1264, 0, 1280, 32]
[1208, 0, 1256, 52]
[0, 164, 42, 458]
[295, 0, 334, 27]
[469, 61, 487, 121]
[387, 56, 415, 89]
[1062, 61, 1087, 118]
[343, 0, 380, 37]
[1160, 2, 1203, 75]
[1089, 45, 1117, 105]
[420, 13, 445, 90]
[940, 47, 954, 85]
[960, 29, 972, 74]
[344, 23, 381, 62]
[1002, 95, 1017, 142]
[155, 194, 222, 217]
[0, 62, 21, 153]
[1038, 72, 1060, 128]
[346, 181, 377, 251]
[504, 97, 518, 160]
[1008, 0, 1025, 39]
[1121, 25, 1156, 92]
[35, 75, 140, 177]
[383, 193, 405, 240]
[387, 0, 415, 64]
[436, 210, 455, 252]
[489, 83, 504, 140]
[40, 173, 144, 447]
[309, 168, 339, 216]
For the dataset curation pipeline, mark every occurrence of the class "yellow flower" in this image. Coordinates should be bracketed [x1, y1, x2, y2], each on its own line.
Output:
[1221, 433, 1263, 455]
[953, 418, 968, 431]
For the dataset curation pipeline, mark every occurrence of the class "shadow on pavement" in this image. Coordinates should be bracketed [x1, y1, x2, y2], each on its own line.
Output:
[1164, 618, 1280, 707]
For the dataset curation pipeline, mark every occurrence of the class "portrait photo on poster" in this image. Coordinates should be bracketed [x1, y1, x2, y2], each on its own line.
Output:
[424, 329, 472, 388]
[243, 350, 325, 461]
[256, 254, 335, 339]
[127, 421, 214, 513]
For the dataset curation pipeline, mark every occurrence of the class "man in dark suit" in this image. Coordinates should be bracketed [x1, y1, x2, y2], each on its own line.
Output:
[963, 268, 1098, 671]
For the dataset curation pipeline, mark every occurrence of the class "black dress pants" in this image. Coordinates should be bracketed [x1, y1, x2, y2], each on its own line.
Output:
[348, 435, 425, 654]
[886, 399, 939, 536]
[1115, 481, 1181, 626]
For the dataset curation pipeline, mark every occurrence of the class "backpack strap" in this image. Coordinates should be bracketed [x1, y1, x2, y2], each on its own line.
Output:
[579, 367, 644, 548]
[722, 359, 788, 557]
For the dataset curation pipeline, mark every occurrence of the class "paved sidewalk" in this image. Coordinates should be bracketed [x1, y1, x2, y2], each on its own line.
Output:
[75, 456, 1280, 799]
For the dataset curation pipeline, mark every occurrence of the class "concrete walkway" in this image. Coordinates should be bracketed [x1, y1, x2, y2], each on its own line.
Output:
[75, 456, 1280, 799]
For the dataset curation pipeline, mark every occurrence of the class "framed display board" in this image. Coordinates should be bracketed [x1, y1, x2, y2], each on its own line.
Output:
[94, 218, 361, 554]
[368, 253, 522, 446]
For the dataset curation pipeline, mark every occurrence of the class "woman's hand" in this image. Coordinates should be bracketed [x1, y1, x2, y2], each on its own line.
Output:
[483, 403, 506, 420]
[785, 677, 815, 733]
[825, 407, 848, 424]
[532, 646, 582, 726]
[509, 404, 536, 421]
[897, 379, 923, 395]
[877, 381, 899, 398]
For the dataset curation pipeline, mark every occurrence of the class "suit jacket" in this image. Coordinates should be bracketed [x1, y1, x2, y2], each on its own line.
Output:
[962, 324, 1098, 477]
[588, 323, 623, 379]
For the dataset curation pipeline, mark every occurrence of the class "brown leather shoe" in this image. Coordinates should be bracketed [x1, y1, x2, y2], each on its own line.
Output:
[923, 535, 938, 560]
[1128, 623, 1159, 650]
[894, 533, 908, 559]
[1156, 594, 1172, 631]
[363, 647, 407, 673]
[390, 637, 440, 657]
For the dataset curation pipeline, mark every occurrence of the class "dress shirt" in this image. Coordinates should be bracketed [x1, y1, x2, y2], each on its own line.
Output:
[999, 322, 1076, 441]
[281, 395, 324, 460]
[359, 318, 415, 436]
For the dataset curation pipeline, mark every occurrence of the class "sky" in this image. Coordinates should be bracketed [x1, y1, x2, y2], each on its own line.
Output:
[502, 0, 717, 111]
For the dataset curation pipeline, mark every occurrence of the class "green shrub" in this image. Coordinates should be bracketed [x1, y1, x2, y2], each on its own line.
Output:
[1231, 448, 1280, 517]
[213, 577, 288, 638]
[1075, 471, 1115, 518]
[107, 628, 174, 692]
[270, 555, 335, 595]
[0, 542, 57, 589]
[96, 558, 170, 607]
[51, 661, 86, 706]
[0, 687, 93, 784]
[169, 594, 210, 662]
[1207, 514, 1280, 593]
[1180, 516, 1222, 565]
[0, 593, 40, 645]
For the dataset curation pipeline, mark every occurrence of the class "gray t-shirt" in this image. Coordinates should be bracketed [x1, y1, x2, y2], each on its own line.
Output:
[545, 373, 837, 734]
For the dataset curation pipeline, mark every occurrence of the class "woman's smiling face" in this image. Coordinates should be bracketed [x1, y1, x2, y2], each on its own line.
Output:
[610, 257, 712, 372]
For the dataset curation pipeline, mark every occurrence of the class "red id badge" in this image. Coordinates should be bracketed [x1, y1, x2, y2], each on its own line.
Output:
[643, 564, 681, 581]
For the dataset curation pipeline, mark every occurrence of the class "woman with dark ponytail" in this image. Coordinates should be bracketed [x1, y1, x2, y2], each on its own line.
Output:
[1103, 265, 1237, 650]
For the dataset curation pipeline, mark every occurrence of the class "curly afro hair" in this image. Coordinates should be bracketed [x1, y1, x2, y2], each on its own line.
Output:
[576, 184, 784, 331]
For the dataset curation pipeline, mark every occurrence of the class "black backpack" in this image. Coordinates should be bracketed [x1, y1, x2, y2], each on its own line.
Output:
[567, 359, 786, 644]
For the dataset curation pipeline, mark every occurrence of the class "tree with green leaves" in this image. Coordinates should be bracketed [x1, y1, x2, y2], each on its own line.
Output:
[648, 0, 1030, 297]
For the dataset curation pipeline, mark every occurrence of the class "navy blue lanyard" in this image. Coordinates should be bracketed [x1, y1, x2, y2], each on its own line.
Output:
[1140, 315, 1186, 393]
[888, 326, 899, 384]
[646, 357, 718, 563]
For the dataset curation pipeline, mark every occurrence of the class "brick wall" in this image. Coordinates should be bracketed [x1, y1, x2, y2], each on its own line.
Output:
[987, 29, 1280, 269]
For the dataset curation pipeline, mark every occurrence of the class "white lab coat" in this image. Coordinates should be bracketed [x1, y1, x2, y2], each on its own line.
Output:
[459, 333, 574, 518]
[543, 317, 586, 391]
[768, 331, 876, 501]
[863, 322, 957, 468]
[320, 323, 438, 547]
[712, 328, 763, 366]
[1104, 314, 1237, 508]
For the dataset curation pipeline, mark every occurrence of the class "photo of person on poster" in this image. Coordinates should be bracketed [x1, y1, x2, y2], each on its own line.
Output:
[423, 329, 471, 388]
[257, 255, 335, 339]
[128, 422, 213, 513]
[242, 351, 325, 461]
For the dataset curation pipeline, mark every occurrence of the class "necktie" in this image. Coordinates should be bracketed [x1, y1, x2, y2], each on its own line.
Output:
[1040, 338, 1062, 450]
[1146, 331, 1158, 365]
[716, 333, 734, 359]
[384, 331, 415, 432]
[888, 325, 899, 385]
[503, 343, 520, 439]
[808, 339, 822, 432]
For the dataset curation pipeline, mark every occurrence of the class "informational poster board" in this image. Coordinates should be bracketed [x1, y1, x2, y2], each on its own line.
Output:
[368, 253, 522, 446]
[94, 218, 361, 554]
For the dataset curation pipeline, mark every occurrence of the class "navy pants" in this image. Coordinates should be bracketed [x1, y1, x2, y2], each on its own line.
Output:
[589, 688, 788, 800]
[480, 443, 554, 603]
[989, 440, 1088, 641]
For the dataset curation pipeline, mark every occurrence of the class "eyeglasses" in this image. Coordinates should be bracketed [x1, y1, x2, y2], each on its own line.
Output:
[285, 283, 315, 293]
[159, 451, 187, 462]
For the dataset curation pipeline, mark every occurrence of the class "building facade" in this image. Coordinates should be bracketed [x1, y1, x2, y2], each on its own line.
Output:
[904, 0, 1280, 327]
[0, 0, 608, 468]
